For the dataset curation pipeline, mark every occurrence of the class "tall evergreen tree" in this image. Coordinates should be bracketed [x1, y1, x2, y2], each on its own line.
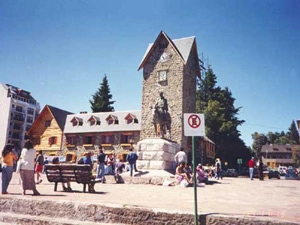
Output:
[196, 66, 248, 167]
[89, 75, 115, 112]
[287, 121, 300, 144]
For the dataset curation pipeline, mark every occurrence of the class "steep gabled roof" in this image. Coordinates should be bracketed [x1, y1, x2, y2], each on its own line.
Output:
[47, 105, 74, 130]
[138, 31, 196, 70]
[27, 105, 74, 134]
[261, 144, 297, 153]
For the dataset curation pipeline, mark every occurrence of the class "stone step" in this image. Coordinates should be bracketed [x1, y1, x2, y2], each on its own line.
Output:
[0, 212, 127, 225]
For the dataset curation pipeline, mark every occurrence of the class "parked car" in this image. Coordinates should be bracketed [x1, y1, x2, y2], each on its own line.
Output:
[268, 169, 280, 179]
[285, 168, 298, 180]
[224, 169, 238, 177]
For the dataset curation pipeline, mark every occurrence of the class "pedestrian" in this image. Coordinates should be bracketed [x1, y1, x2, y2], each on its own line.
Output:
[96, 149, 106, 183]
[248, 157, 255, 180]
[1, 145, 18, 194]
[42, 157, 49, 174]
[52, 157, 72, 192]
[174, 147, 187, 166]
[258, 157, 264, 181]
[35, 150, 44, 184]
[215, 158, 222, 180]
[81, 152, 95, 192]
[19, 141, 40, 196]
[126, 148, 138, 177]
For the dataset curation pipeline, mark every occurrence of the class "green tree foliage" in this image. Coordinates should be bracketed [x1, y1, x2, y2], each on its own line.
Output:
[252, 132, 268, 157]
[89, 75, 115, 112]
[293, 146, 300, 167]
[253, 121, 299, 150]
[287, 121, 300, 144]
[196, 67, 249, 167]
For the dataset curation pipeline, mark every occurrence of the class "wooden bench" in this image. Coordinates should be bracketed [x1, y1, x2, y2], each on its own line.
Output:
[44, 164, 101, 193]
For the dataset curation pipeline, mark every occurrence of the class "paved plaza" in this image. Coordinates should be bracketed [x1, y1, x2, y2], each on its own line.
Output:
[1, 171, 300, 224]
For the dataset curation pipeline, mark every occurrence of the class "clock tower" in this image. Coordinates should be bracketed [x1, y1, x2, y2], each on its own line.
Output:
[138, 31, 201, 150]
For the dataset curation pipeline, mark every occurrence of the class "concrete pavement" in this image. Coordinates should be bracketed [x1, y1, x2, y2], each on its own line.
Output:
[1, 170, 300, 224]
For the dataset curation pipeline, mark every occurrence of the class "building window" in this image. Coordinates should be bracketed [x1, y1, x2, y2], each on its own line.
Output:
[84, 136, 94, 145]
[48, 136, 57, 145]
[15, 105, 23, 113]
[66, 136, 76, 145]
[107, 118, 118, 125]
[26, 124, 31, 131]
[26, 116, 33, 123]
[27, 108, 34, 115]
[102, 135, 114, 144]
[121, 134, 133, 144]
[45, 120, 51, 127]
[157, 70, 167, 82]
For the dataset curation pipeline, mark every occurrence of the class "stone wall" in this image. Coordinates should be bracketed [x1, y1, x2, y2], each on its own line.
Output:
[140, 35, 200, 154]
[137, 138, 180, 170]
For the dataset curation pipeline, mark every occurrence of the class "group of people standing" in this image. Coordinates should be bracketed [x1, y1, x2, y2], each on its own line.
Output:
[1, 141, 41, 195]
[248, 156, 264, 180]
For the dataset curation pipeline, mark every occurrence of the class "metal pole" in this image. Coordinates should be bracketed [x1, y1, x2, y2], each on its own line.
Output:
[192, 136, 198, 225]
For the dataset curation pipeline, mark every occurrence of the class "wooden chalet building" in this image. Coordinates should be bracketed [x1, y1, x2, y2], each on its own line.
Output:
[261, 144, 298, 168]
[27, 105, 73, 155]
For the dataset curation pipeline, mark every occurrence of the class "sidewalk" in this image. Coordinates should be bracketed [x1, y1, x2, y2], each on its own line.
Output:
[1, 170, 300, 224]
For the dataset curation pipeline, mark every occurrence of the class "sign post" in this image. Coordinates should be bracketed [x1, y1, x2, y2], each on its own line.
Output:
[184, 113, 205, 225]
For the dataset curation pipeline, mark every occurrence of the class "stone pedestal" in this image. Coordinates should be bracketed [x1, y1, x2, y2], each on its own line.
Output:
[136, 138, 180, 170]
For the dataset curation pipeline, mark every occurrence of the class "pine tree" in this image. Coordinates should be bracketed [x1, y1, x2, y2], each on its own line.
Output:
[287, 121, 300, 144]
[196, 66, 248, 167]
[89, 75, 115, 112]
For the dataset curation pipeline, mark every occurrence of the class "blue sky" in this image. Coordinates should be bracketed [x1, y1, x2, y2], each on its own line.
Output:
[1, 0, 300, 147]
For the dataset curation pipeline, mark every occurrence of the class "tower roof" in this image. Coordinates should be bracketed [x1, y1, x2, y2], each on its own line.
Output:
[138, 31, 196, 71]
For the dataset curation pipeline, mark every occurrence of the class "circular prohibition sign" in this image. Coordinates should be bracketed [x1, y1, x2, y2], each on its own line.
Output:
[187, 114, 201, 128]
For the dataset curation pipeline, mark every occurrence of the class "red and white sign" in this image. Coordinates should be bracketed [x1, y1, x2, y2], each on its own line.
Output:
[184, 113, 205, 136]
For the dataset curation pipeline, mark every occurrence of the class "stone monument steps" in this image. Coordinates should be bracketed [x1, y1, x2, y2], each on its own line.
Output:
[0, 212, 126, 225]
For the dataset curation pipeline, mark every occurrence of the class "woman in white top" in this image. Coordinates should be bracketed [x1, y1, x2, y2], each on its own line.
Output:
[19, 141, 40, 196]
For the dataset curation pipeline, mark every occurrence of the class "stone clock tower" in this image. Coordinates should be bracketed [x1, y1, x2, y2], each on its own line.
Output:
[137, 31, 201, 170]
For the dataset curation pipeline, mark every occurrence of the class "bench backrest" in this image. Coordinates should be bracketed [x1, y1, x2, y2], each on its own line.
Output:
[44, 164, 92, 183]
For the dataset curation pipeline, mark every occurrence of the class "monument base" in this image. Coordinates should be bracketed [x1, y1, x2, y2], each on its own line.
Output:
[136, 138, 180, 171]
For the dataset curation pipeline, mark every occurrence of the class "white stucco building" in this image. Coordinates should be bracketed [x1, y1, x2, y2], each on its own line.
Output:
[0, 83, 40, 155]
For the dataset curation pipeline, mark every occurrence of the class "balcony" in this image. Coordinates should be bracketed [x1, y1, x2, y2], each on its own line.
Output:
[12, 116, 25, 122]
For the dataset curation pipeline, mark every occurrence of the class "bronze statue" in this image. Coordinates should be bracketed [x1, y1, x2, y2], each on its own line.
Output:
[152, 92, 171, 139]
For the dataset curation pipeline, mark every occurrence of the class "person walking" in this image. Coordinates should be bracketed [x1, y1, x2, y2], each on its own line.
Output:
[215, 158, 223, 180]
[1, 145, 17, 194]
[174, 147, 187, 166]
[19, 141, 40, 196]
[248, 157, 255, 180]
[96, 149, 106, 183]
[35, 150, 44, 184]
[126, 148, 138, 177]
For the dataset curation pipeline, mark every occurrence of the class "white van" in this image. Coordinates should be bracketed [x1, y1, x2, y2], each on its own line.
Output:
[278, 166, 287, 175]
